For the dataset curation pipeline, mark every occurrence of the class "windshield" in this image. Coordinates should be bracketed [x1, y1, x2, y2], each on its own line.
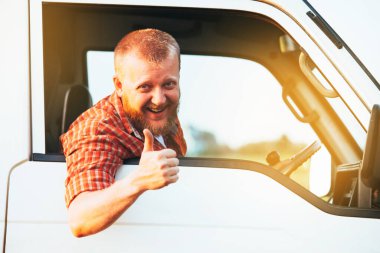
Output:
[306, 0, 380, 105]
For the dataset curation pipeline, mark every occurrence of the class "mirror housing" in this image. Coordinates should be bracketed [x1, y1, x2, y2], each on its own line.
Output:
[361, 104, 380, 188]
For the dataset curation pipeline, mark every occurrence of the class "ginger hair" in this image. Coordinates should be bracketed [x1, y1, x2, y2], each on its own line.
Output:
[114, 28, 180, 73]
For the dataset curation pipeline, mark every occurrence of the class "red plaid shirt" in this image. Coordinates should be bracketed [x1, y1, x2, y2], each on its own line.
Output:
[60, 92, 187, 207]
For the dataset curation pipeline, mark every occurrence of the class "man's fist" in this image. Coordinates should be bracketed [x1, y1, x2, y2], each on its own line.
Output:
[129, 129, 180, 192]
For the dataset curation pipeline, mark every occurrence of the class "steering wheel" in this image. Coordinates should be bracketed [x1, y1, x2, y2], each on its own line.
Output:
[266, 140, 321, 176]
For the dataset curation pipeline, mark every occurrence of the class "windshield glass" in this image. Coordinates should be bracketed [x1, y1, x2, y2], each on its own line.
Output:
[306, 0, 380, 106]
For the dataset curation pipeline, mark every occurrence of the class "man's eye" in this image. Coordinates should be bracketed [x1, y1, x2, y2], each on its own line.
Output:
[138, 84, 151, 91]
[164, 82, 176, 89]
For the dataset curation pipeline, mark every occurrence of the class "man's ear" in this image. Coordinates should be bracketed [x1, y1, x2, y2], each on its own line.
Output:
[113, 75, 123, 97]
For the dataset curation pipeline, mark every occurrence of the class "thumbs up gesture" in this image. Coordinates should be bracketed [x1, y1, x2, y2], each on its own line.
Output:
[142, 128, 155, 152]
[129, 129, 180, 192]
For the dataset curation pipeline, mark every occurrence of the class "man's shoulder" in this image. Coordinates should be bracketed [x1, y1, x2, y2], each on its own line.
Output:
[61, 93, 127, 141]
[60, 93, 143, 159]
[78, 95, 122, 131]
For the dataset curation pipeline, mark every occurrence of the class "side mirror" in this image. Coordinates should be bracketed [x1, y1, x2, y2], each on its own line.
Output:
[361, 104, 380, 188]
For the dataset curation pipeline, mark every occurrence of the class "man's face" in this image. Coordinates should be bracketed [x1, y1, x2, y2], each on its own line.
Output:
[114, 51, 180, 136]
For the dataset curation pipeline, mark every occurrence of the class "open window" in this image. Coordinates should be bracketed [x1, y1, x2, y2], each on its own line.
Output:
[39, 2, 377, 215]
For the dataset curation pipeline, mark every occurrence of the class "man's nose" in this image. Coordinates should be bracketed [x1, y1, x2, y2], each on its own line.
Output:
[151, 88, 166, 105]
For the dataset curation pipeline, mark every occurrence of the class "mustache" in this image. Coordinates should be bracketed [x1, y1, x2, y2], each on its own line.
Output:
[145, 100, 177, 110]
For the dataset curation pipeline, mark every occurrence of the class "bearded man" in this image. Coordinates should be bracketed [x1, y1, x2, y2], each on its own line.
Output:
[60, 29, 187, 237]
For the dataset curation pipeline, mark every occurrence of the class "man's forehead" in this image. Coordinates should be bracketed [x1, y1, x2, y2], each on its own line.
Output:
[116, 49, 178, 64]
[116, 54, 179, 85]
[116, 51, 179, 73]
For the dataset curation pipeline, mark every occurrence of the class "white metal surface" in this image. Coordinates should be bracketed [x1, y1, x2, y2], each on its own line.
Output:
[0, 0, 30, 249]
[29, 0, 45, 154]
[6, 162, 380, 252]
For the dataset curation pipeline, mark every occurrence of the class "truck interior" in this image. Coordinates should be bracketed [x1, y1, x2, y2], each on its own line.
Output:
[41, 3, 379, 214]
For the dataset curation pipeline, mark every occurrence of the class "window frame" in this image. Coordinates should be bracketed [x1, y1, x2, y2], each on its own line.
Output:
[30, 0, 378, 217]
[32, 0, 368, 154]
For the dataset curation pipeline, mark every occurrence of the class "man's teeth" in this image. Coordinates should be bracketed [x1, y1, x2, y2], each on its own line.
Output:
[148, 107, 164, 113]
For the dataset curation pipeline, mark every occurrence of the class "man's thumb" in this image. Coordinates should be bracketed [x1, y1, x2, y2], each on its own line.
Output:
[143, 129, 154, 152]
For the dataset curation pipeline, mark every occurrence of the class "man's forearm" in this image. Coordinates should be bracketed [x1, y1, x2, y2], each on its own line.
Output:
[67, 129, 180, 237]
[68, 177, 144, 237]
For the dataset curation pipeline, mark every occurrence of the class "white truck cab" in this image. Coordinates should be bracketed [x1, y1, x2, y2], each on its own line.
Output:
[1, 0, 380, 252]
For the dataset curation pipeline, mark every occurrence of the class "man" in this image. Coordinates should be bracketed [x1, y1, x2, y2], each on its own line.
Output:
[60, 29, 187, 237]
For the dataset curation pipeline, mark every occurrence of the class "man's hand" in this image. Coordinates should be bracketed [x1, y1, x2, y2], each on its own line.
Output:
[67, 128, 180, 237]
[129, 129, 180, 191]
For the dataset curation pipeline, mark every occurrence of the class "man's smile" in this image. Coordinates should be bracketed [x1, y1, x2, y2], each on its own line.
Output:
[146, 106, 166, 113]
[145, 104, 170, 120]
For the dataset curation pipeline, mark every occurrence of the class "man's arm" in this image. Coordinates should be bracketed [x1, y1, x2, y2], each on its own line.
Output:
[68, 129, 179, 237]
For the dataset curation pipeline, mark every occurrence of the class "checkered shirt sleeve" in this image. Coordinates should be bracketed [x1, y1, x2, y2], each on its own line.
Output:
[60, 100, 142, 207]
[61, 92, 186, 208]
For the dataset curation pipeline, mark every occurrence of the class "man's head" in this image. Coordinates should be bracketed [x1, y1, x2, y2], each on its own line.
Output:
[113, 29, 180, 136]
